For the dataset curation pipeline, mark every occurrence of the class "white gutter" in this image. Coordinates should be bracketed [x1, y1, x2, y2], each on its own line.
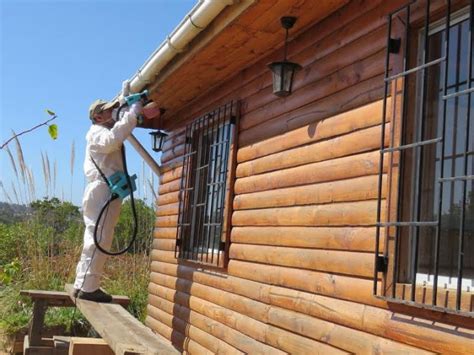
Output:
[124, 0, 237, 176]
[129, 0, 236, 93]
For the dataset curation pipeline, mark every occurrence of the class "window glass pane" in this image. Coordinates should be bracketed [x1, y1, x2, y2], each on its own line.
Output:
[176, 107, 234, 266]
[400, 15, 474, 292]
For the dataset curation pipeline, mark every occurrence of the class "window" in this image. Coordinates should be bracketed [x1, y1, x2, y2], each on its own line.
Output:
[375, 1, 474, 315]
[175, 101, 239, 267]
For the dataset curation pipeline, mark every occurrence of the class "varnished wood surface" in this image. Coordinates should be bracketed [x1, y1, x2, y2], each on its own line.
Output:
[147, 0, 474, 353]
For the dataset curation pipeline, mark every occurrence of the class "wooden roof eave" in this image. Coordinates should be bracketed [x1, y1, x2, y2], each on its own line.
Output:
[142, 0, 350, 129]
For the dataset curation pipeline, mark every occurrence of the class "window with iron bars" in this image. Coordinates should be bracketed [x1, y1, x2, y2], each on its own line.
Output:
[375, 0, 474, 317]
[175, 101, 239, 267]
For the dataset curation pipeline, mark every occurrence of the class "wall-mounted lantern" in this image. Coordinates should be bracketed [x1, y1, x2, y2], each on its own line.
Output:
[150, 130, 168, 152]
[268, 16, 301, 97]
[149, 107, 168, 153]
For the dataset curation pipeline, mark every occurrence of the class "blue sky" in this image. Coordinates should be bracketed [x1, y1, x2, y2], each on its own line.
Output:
[0, 0, 196, 205]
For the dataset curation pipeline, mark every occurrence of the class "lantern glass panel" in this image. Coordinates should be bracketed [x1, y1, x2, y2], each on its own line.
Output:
[150, 130, 167, 152]
[269, 61, 301, 97]
[151, 134, 157, 151]
[270, 63, 284, 94]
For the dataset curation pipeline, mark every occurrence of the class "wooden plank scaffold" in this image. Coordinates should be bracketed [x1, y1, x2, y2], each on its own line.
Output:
[20, 287, 179, 355]
[64, 284, 179, 355]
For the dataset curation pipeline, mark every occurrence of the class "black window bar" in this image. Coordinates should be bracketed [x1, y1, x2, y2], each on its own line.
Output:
[375, 0, 474, 314]
[175, 101, 238, 266]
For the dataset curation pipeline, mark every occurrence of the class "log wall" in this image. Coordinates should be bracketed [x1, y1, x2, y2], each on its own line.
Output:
[147, 0, 474, 353]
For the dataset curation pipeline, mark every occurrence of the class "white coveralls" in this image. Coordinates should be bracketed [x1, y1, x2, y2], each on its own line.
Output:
[74, 110, 137, 292]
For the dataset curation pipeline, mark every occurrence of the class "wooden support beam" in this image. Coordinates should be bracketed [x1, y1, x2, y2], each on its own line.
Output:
[23, 335, 53, 355]
[20, 290, 130, 308]
[68, 338, 113, 355]
[29, 300, 47, 347]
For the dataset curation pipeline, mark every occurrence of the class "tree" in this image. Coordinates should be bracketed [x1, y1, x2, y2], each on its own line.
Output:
[30, 198, 81, 235]
[114, 199, 155, 254]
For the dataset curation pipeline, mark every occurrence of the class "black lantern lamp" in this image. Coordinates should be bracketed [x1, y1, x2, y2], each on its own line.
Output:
[150, 109, 168, 152]
[150, 130, 168, 152]
[268, 16, 301, 97]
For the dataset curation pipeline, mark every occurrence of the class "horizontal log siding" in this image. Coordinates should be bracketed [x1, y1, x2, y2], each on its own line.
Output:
[148, 0, 474, 353]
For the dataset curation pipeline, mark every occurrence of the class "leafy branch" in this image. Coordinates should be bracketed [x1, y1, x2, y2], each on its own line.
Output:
[1, 110, 58, 150]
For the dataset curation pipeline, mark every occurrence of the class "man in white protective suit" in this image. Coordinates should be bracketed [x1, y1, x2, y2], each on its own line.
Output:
[73, 95, 142, 302]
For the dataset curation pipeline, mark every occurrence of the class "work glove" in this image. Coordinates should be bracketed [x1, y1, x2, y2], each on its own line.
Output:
[130, 101, 143, 117]
[118, 79, 131, 105]
[122, 79, 131, 97]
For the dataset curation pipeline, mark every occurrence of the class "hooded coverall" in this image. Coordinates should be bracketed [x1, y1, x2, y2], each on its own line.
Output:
[73, 110, 137, 292]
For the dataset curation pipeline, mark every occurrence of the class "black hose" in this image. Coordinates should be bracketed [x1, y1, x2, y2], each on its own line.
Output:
[92, 104, 139, 256]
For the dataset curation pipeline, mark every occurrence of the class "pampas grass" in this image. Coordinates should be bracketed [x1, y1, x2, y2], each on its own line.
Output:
[2, 134, 157, 205]
[5, 146, 19, 181]
[41, 152, 48, 198]
[12, 131, 26, 185]
[45, 152, 51, 197]
[53, 160, 57, 197]
[13, 132, 27, 203]
[10, 182, 20, 204]
[27, 166, 36, 202]
[0, 181, 13, 203]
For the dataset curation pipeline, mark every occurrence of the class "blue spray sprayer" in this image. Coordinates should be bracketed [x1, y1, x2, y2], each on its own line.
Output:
[92, 86, 151, 256]
[123, 89, 149, 106]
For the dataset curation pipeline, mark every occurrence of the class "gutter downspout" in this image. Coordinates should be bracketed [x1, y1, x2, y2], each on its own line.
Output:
[125, 0, 237, 176]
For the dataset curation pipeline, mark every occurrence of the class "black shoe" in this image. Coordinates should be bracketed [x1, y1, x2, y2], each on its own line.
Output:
[77, 289, 112, 303]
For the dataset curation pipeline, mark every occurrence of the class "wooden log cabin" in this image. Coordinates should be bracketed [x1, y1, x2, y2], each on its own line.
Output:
[136, 0, 474, 353]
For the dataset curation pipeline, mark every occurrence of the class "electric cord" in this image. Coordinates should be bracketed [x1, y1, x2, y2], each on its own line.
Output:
[92, 145, 138, 256]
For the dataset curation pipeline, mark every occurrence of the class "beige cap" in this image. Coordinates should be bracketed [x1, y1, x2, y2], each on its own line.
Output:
[88, 99, 119, 120]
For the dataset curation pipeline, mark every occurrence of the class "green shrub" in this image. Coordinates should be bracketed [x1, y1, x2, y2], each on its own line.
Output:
[0, 197, 154, 336]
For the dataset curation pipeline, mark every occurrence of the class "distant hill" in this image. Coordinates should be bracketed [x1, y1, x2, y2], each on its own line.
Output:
[0, 202, 31, 224]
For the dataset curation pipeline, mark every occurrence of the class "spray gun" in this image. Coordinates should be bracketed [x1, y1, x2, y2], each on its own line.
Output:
[122, 89, 149, 106]
[112, 88, 150, 124]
